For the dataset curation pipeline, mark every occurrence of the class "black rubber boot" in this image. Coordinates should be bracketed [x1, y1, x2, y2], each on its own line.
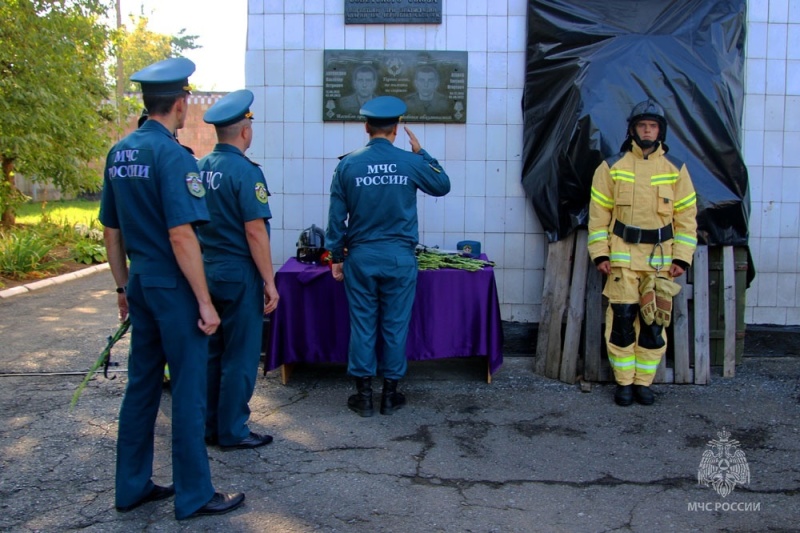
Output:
[634, 385, 655, 405]
[347, 377, 374, 417]
[380, 378, 406, 415]
[614, 384, 634, 406]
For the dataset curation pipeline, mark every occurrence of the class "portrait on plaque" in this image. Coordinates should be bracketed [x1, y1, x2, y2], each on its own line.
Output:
[323, 50, 468, 123]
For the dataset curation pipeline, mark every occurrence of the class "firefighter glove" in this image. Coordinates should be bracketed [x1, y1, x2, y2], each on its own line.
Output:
[654, 277, 682, 327]
[639, 274, 657, 325]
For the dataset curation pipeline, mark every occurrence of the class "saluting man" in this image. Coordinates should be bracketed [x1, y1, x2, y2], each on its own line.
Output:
[197, 89, 279, 450]
[100, 57, 245, 520]
[326, 96, 451, 417]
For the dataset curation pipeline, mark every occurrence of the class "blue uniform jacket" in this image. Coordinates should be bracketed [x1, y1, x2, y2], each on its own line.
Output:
[99, 120, 209, 273]
[196, 143, 272, 262]
[326, 138, 450, 258]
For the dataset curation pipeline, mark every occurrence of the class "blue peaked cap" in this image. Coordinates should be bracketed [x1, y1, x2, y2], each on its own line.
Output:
[360, 96, 406, 126]
[204, 89, 255, 127]
[131, 57, 195, 96]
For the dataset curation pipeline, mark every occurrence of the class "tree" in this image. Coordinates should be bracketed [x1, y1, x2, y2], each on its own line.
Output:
[0, 1, 202, 226]
[0, 0, 112, 226]
[112, 12, 199, 93]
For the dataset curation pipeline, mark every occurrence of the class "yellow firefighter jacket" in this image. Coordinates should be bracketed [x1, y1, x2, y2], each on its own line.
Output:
[588, 142, 698, 272]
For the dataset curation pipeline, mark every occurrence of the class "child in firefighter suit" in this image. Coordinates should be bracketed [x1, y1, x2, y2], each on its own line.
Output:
[588, 99, 698, 406]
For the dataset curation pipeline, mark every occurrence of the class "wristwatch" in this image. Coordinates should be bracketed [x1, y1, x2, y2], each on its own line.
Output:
[115, 287, 126, 294]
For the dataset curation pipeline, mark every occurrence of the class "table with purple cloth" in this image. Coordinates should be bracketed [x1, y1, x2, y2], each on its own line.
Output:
[266, 256, 504, 383]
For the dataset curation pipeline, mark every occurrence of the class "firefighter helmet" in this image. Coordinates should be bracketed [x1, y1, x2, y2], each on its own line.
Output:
[296, 224, 327, 264]
[627, 99, 667, 143]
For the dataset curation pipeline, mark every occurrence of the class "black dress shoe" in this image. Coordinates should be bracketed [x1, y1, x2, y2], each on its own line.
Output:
[634, 385, 655, 405]
[220, 431, 273, 450]
[186, 492, 245, 518]
[116, 483, 175, 512]
[614, 384, 634, 406]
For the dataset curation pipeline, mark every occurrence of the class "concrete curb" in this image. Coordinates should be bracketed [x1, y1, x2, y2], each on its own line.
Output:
[0, 262, 109, 299]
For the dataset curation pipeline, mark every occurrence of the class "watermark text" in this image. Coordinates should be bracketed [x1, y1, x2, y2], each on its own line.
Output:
[688, 501, 761, 512]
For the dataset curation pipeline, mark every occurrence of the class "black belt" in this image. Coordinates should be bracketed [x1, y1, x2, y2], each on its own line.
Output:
[613, 220, 673, 244]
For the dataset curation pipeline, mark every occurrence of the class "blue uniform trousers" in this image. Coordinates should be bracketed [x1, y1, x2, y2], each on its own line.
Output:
[343, 247, 418, 380]
[205, 260, 263, 445]
[115, 274, 215, 520]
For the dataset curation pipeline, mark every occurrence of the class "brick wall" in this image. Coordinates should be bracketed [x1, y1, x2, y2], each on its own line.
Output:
[122, 92, 227, 159]
[179, 93, 226, 158]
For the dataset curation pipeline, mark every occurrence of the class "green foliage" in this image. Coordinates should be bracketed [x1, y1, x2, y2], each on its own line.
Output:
[113, 13, 200, 93]
[0, 0, 113, 222]
[0, 1, 202, 225]
[171, 28, 200, 57]
[0, 199, 105, 277]
[70, 219, 106, 264]
[0, 228, 60, 277]
[71, 238, 107, 264]
[35, 219, 80, 245]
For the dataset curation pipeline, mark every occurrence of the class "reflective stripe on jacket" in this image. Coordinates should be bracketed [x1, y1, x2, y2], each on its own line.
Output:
[588, 143, 698, 271]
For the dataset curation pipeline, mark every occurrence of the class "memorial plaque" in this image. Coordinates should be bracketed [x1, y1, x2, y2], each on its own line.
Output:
[323, 50, 467, 123]
[344, 0, 442, 25]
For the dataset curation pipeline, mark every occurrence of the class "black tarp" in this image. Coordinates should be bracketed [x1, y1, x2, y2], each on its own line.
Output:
[521, 0, 749, 248]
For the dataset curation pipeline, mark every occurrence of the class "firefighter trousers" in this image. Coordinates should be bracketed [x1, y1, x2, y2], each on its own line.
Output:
[603, 267, 667, 386]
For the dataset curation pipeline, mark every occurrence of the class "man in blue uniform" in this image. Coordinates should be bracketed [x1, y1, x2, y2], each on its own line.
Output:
[100, 57, 245, 520]
[197, 89, 279, 449]
[326, 96, 451, 417]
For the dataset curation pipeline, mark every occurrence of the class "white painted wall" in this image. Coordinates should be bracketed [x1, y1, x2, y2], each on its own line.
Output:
[246, 0, 800, 326]
[743, 0, 800, 325]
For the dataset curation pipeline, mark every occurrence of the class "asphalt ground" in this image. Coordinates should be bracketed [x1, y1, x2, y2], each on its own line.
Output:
[0, 270, 798, 532]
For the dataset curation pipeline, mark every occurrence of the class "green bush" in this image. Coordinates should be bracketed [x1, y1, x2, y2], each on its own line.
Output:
[0, 230, 60, 277]
[71, 238, 107, 265]
[1, 200, 106, 280]
[34, 219, 80, 245]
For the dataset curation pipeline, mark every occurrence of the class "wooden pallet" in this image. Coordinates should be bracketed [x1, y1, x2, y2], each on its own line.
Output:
[535, 241, 738, 385]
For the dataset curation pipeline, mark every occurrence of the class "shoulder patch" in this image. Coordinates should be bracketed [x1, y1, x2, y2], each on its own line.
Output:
[186, 172, 205, 198]
[255, 182, 269, 204]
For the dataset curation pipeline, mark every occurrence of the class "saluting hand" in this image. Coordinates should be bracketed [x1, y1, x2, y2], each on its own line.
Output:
[404, 126, 421, 154]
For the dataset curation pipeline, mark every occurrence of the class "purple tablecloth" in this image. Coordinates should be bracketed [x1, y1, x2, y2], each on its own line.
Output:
[266, 256, 504, 376]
